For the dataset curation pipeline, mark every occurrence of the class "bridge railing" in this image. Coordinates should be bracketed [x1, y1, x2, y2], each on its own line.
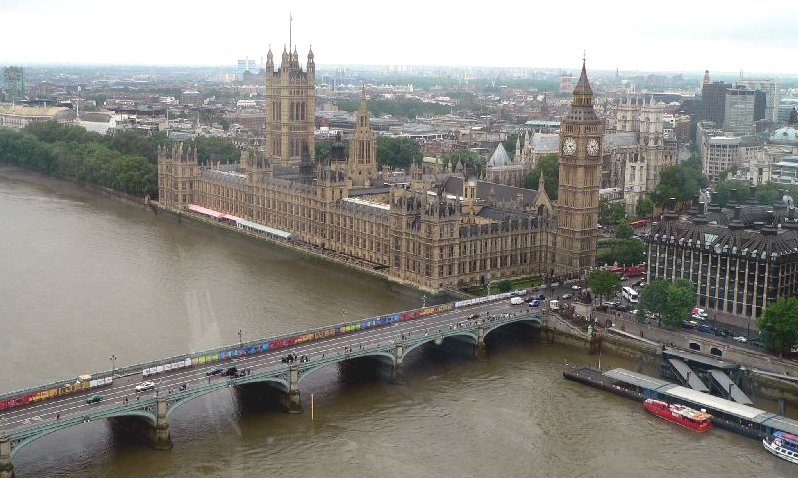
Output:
[0, 291, 516, 409]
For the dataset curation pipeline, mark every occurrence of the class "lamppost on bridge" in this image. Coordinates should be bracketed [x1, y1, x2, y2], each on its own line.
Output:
[238, 329, 243, 348]
[110, 354, 117, 378]
[422, 294, 427, 308]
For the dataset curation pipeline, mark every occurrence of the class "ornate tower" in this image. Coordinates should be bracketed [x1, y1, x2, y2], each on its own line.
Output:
[347, 87, 378, 187]
[555, 59, 602, 275]
[263, 43, 316, 167]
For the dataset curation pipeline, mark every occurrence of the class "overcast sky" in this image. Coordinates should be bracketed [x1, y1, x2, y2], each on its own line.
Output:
[1, 0, 795, 75]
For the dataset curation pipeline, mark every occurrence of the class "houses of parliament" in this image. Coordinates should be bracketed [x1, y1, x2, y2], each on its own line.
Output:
[157, 44, 602, 292]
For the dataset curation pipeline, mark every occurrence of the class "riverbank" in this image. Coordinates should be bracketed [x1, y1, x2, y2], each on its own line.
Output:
[541, 311, 798, 407]
[153, 201, 446, 297]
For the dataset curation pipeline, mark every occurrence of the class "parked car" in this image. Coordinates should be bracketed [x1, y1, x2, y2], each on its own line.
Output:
[714, 328, 731, 337]
[571, 285, 581, 291]
[529, 299, 540, 307]
[86, 394, 104, 404]
[561, 293, 573, 300]
[135, 381, 155, 392]
[206, 367, 224, 376]
[615, 304, 631, 312]
[697, 323, 713, 333]
[733, 336, 748, 343]
[682, 320, 699, 328]
[751, 338, 764, 348]
[531, 294, 546, 300]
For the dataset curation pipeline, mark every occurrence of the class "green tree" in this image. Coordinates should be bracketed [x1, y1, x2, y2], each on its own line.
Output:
[587, 269, 620, 305]
[757, 297, 798, 358]
[377, 136, 422, 169]
[447, 149, 485, 176]
[650, 156, 708, 209]
[637, 280, 669, 325]
[756, 182, 782, 205]
[524, 153, 559, 200]
[599, 198, 627, 225]
[497, 280, 512, 293]
[712, 179, 749, 206]
[597, 238, 645, 266]
[662, 279, 695, 328]
[189, 136, 241, 165]
[503, 134, 518, 159]
[636, 196, 654, 218]
[316, 139, 334, 164]
[615, 221, 634, 239]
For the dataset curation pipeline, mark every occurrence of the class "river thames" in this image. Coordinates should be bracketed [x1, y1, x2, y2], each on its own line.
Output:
[1, 166, 795, 477]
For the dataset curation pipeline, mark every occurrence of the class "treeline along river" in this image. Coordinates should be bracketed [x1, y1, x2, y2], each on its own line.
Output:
[1, 166, 796, 477]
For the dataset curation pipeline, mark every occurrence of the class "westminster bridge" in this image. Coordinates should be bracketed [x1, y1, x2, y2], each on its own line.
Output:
[0, 295, 542, 477]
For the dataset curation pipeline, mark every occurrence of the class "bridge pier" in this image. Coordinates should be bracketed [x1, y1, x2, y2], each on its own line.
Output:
[391, 343, 405, 384]
[0, 436, 13, 478]
[152, 397, 172, 450]
[474, 325, 487, 360]
[280, 365, 303, 413]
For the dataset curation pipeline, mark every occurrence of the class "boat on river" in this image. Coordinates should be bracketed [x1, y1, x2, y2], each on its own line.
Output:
[763, 431, 798, 465]
[643, 398, 712, 432]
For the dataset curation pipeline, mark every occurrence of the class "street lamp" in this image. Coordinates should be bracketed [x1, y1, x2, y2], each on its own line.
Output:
[422, 294, 427, 308]
[238, 329, 243, 348]
[110, 354, 117, 378]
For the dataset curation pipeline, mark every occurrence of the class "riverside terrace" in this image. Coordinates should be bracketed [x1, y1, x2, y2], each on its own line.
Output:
[0, 295, 542, 477]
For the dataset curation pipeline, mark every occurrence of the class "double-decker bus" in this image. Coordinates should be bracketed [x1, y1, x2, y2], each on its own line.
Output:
[628, 219, 649, 229]
[622, 286, 639, 303]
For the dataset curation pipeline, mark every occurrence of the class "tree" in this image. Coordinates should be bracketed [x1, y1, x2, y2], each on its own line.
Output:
[377, 136, 422, 169]
[497, 280, 512, 293]
[650, 156, 708, 209]
[637, 279, 695, 328]
[597, 238, 645, 266]
[447, 149, 484, 176]
[503, 134, 518, 159]
[635, 196, 654, 218]
[615, 222, 634, 239]
[587, 269, 620, 305]
[756, 182, 782, 205]
[188, 136, 241, 165]
[662, 279, 695, 328]
[757, 297, 798, 358]
[637, 280, 670, 325]
[599, 198, 626, 225]
[524, 153, 559, 200]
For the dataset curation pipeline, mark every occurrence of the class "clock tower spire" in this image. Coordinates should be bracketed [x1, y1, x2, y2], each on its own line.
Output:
[555, 59, 603, 275]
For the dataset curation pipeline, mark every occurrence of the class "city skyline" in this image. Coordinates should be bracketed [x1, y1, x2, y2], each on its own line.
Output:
[2, 0, 797, 76]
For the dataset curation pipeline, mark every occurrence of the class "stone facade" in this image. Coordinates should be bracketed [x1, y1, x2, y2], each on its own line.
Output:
[645, 195, 798, 318]
[158, 50, 599, 292]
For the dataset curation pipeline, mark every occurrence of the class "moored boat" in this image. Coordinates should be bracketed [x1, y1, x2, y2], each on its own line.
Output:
[643, 398, 712, 432]
[763, 431, 798, 465]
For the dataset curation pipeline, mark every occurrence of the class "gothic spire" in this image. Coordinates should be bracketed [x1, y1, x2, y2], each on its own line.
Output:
[573, 58, 593, 96]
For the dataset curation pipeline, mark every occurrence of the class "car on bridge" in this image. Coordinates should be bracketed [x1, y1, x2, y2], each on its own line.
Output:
[135, 381, 155, 392]
[206, 367, 224, 376]
[222, 367, 238, 377]
[86, 394, 103, 404]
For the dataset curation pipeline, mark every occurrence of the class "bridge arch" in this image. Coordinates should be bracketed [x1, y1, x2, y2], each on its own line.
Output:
[298, 351, 396, 384]
[402, 332, 478, 358]
[483, 316, 542, 339]
[165, 376, 290, 418]
[9, 409, 156, 460]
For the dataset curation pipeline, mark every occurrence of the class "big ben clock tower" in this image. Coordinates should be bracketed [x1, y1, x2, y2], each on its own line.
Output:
[555, 59, 602, 275]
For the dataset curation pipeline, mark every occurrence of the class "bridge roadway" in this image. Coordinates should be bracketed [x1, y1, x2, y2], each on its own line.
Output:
[0, 298, 542, 475]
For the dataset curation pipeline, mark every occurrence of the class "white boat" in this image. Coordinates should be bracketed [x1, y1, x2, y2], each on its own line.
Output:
[762, 431, 798, 465]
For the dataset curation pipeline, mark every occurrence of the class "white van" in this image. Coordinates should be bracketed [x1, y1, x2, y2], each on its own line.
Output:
[510, 297, 524, 305]
[549, 299, 560, 310]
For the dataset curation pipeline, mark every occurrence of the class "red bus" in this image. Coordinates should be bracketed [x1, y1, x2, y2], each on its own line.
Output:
[628, 219, 648, 229]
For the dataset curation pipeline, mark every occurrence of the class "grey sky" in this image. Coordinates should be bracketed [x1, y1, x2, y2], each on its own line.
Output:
[1, 0, 795, 75]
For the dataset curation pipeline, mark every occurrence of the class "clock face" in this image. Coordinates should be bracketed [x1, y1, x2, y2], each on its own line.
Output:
[563, 137, 577, 155]
[587, 138, 599, 156]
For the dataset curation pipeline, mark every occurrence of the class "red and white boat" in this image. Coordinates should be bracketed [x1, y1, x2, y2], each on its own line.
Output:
[644, 398, 712, 432]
